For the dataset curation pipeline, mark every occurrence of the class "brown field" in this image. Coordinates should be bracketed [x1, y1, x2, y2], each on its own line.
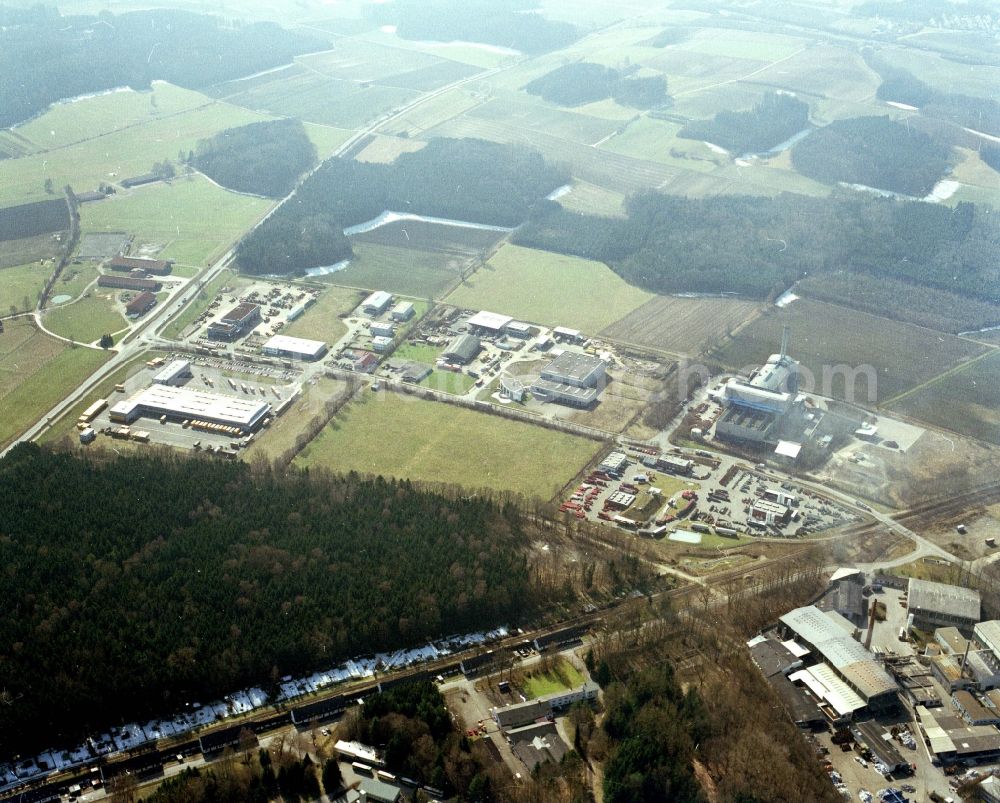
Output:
[354, 134, 428, 164]
[568, 371, 666, 434]
[600, 296, 763, 355]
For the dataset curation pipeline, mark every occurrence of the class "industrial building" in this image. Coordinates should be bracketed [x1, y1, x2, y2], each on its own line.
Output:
[598, 452, 629, 476]
[442, 333, 481, 364]
[505, 321, 534, 339]
[107, 255, 172, 275]
[529, 378, 598, 408]
[918, 707, 1000, 765]
[208, 302, 261, 341]
[492, 682, 599, 729]
[390, 301, 414, 322]
[371, 321, 396, 338]
[907, 578, 981, 634]
[778, 605, 899, 718]
[401, 364, 432, 383]
[953, 690, 1000, 726]
[262, 334, 328, 361]
[371, 335, 393, 353]
[749, 499, 791, 526]
[467, 310, 512, 335]
[716, 326, 803, 446]
[361, 291, 392, 316]
[540, 351, 606, 389]
[110, 385, 271, 433]
[552, 326, 583, 343]
[816, 569, 866, 627]
[124, 291, 157, 318]
[98, 275, 162, 292]
[152, 359, 192, 386]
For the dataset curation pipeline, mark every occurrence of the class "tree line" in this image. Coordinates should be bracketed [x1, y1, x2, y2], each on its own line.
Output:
[678, 92, 809, 154]
[864, 52, 1000, 139]
[367, 0, 578, 55]
[0, 444, 535, 756]
[192, 119, 317, 198]
[0, 8, 325, 128]
[524, 62, 668, 109]
[790, 115, 951, 197]
[514, 190, 1000, 302]
[236, 138, 568, 276]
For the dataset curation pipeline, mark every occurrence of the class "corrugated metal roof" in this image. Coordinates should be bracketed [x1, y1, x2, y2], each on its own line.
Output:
[908, 578, 980, 622]
[790, 665, 866, 716]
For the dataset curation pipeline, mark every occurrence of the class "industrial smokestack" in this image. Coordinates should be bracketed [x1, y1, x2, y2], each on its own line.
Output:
[780, 325, 790, 361]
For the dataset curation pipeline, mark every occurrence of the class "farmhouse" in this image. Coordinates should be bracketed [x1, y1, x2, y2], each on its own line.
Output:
[98, 275, 162, 292]
[208, 302, 261, 341]
[361, 290, 392, 316]
[108, 255, 172, 276]
[442, 334, 481, 364]
[262, 334, 328, 361]
[110, 385, 271, 433]
[124, 291, 157, 318]
[907, 578, 980, 634]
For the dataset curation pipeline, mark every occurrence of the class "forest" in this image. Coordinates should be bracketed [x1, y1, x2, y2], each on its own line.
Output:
[191, 119, 317, 198]
[515, 191, 1000, 302]
[678, 92, 809, 154]
[0, 198, 69, 241]
[369, 0, 578, 54]
[524, 63, 668, 109]
[983, 147, 1000, 174]
[0, 445, 535, 756]
[236, 138, 567, 275]
[0, 8, 324, 128]
[865, 54, 1000, 139]
[790, 116, 951, 197]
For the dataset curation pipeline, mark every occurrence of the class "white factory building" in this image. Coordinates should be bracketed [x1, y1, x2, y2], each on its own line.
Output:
[110, 385, 272, 432]
[262, 334, 328, 361]
[361, 290, 392, 316]
[716, 326, 804, 446]
[152, 359, 192, 386]
[531, 351, 607, 408]
[467, 310, 513, 335]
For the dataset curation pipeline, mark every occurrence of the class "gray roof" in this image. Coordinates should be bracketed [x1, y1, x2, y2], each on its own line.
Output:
[749, 639, 801, 678]
[908, 578, 980, 622]
[530, 378, 598, 404]
[443, 333, 481, 363]
[541, 351, 605, 386]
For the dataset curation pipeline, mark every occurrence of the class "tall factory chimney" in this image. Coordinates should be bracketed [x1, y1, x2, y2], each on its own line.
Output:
[780, 325, 790, 361]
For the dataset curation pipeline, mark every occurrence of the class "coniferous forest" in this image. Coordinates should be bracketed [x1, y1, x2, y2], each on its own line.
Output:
[678, 92, 809, 154]
[192, 119, 317, 198]
[236, 138, 568, 275]
[0, 445, 533, 755]
[515, 190, 999, 301]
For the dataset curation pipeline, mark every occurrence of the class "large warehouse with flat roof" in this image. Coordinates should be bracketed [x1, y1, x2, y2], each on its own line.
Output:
[110, 385, 271, 432]
[907, 578, 981, 634]
[262, 334, 328, 361]
[540, 351, 606, 388]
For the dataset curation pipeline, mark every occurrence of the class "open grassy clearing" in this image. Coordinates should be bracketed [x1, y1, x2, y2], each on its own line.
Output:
[248, 376, 352, 463]
[80, 176, 273, 268]
[42, 292, 128, 343]
[522, 657, 585, 699]
[0, 317, 111, 449]
[49, 262, 99, 303]
[874, 46, 1000, 100]
[469, 95, 623, 146]
[0, 102, 272, 207]
[393, 341, 442, 365]
[568, 372, 664, 434]
[418, 369, 476, 395]
[599, 117, 714, 168]
[558, 180, 626, 217]
[354, 134, 428, 163]
[600, 296, 762, 356]
[223, 70, 419, 130]
[710, 299, 989, 406]
[0, 232, 65, 269]
[297, 391, 600, 498]
[0, 263, 48, 314]
[280, 285, 362, 345]
[446, 243, 652, 334]
[13, 82, 210, 152]
[889, 350, 1000, 446]
[302, 123, 356, 159]
[358, 30, 514, 69]
[319, 244, 462, 299]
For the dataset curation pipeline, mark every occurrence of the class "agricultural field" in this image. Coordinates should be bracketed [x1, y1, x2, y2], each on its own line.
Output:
[79, 176, 273, 269]
[889, 350, 1000, 446]
[873, 46, 1000, 100]
[445, 243, 652, 334]
[249, 376, 353, 463]
[0, 263, 49, 315]
[0, 100, 272, 207]
[296, 391, 600, 499]
[0, 231, 65, 269]
[354, 134, 428, 163]
[0, 318, 111, 450]
[42, 293, 128, 343]
[358, 29, 515, 69]
[302, 123, 356, 159]
[711, 299, 989, 406]
[557, 181, 626, 217]
[280, 285, 363, 345]
[600, 296, 762, 356]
